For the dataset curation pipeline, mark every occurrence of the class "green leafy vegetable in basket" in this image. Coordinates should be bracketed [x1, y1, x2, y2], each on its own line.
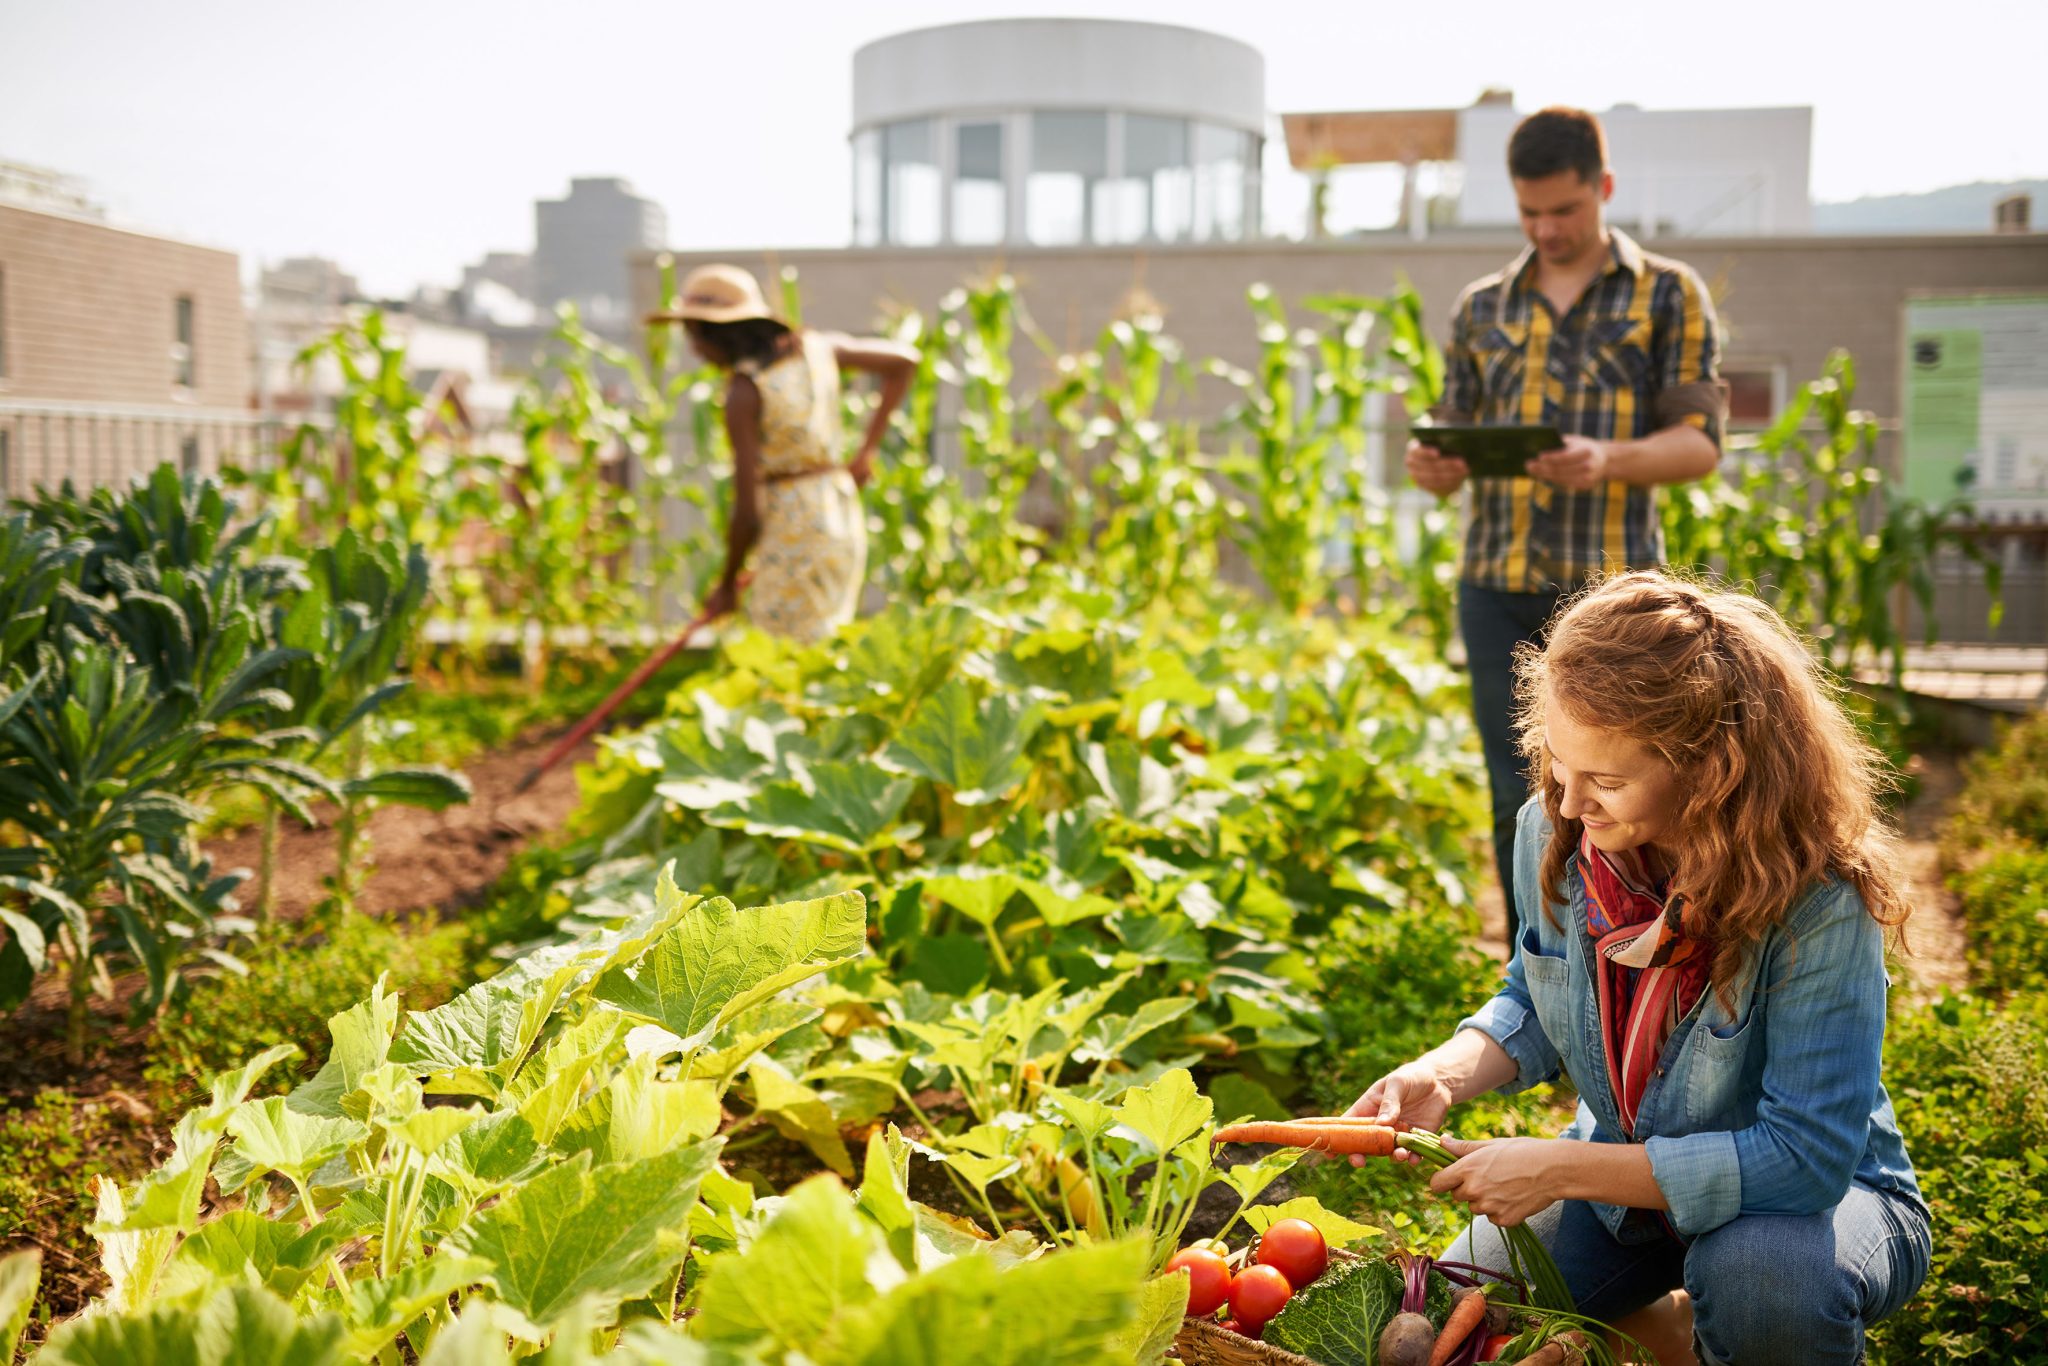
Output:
[1263, 1255, 1413, 1365]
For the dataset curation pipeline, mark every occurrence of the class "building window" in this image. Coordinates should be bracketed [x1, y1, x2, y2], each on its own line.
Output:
[1192, 124, 1252, 241]
[1723, 365, 1785, 429]
[0, 429, 10, 496]
[1104, 114, 1191, 244]
[173, 295, 196, 389]
[852, 129, 882, 246]
[0, 266, 8, 379]
[952, 121, 1006, 246]
[180, 435, 201, 475]
[883, 120, 941, 247]
[1027, 111, 1108, 247]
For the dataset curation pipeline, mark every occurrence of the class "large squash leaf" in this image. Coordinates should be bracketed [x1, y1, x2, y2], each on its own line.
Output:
[590, 892, 866, 1055]
[36, 1283, 347, 1366]
[445, 1139, 722, 1336]
[877, 680, 1043, 806]
[691, 1174, 892, 1358]
[707, 762, 919, 854]
[832, 1238, 1150, 1366]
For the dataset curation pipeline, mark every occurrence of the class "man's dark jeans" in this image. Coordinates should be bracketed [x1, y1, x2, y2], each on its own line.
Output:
[1458, 583, 1563, 948]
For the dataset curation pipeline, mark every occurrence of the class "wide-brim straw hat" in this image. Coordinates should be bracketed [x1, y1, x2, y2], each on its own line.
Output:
[648, 263, 777, 324]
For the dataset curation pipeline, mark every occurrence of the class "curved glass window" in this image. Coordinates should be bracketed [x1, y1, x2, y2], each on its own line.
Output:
[852, 129, 881, 246]
[885, 119, 941, 246]
[1123, 114, 1192, 243]
[1192, 123, 1251, 241]
[952, 121, 1006, 246]
[1027, 111, 1108, 246]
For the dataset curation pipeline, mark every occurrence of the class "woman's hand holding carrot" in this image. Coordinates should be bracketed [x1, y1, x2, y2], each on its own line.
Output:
[1347, 1060, 1455, 1167]
[1426, 1135, 1559, 1227]
[1346, 1029, 1522, 1166]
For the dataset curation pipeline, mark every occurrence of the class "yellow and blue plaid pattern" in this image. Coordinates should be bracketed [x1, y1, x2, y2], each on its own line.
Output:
[1442, 229, 1722, 593]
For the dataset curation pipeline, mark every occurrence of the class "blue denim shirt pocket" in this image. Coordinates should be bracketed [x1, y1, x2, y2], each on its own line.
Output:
[1684, 998, 1764, 1129]
[1516, 926, 1577, 1062]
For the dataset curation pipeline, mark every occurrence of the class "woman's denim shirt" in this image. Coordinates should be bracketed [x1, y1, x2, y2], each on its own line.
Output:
[1458, 800, 1925, 1241]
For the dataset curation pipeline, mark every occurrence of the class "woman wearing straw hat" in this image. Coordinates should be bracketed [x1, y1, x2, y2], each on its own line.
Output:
[652, 264, 916, 642]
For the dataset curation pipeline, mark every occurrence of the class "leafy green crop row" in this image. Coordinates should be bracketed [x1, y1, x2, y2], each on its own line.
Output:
[0, 467, 466, 1061]
[0, 874, 1255, 1363]
[542, 577, 1480, 1091]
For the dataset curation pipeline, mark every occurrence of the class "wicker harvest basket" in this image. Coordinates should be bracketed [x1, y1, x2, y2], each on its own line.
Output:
[1169, 1247, 1367, 1366]
[1171, 1314, 1324, 1366]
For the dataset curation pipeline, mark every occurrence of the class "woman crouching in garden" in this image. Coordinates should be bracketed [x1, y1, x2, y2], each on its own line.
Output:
[652, 264, 916, 643]
[1351, 570, 1930, 1365]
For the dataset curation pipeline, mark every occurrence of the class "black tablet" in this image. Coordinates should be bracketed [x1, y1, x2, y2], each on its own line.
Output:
[1409, 424, 1564, 479]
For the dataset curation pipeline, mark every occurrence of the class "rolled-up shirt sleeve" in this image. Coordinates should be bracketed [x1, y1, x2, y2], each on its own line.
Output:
[1456, 955, 1562, 1097]
[1455, 800, 1562, 1094]
[1649, 264, 1726, 450]
[1643, 884, 1887, 1237]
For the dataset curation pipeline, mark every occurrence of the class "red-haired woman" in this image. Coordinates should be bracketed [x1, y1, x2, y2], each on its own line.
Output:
[1351, 570, 1929, 1366]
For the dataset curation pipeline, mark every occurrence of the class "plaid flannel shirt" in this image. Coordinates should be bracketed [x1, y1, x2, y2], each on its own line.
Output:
[1441, 229, 1724, 593]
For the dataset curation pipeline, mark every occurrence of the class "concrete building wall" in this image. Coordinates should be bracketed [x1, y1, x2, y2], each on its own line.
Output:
[854, 19, 1265, 133]
[0, 203, 253, 493]
[638, 234, 2048, 457]
[1457, 104, 1814, 236]
[0, 203, 248, 409]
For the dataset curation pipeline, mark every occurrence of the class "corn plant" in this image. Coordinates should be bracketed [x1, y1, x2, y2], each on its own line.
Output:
[1043, 314, 1220, 604]
[1301, 284, 1459, 654]
[946, 276, 1052, 591]
[1663, 349, 2001, 694]
[242, 312, 474, 559]
[858, 304, 962, 602]
[484, 303, 694, 684]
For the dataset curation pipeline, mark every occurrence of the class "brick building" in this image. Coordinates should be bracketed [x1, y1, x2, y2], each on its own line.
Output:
[0, 170, 254, 496]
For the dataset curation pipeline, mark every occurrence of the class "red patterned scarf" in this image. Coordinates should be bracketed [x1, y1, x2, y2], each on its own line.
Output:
[1578, 833, 1711, 1136]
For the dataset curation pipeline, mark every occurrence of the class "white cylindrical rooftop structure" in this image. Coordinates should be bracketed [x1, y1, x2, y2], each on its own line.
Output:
[850, 19, 1267, 249]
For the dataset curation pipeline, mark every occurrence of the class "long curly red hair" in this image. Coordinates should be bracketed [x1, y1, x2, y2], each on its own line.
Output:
[1513, 571, 1909, 1001]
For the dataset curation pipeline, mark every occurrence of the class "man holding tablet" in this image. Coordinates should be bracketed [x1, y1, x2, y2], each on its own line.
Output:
[1405, 107, 1725, 945]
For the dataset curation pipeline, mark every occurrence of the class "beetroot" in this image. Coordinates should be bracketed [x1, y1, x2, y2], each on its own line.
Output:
[1377, 1310, 1437, 1366]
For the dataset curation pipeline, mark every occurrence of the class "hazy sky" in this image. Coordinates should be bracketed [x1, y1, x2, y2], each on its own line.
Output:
[5, 0, 2043, 297]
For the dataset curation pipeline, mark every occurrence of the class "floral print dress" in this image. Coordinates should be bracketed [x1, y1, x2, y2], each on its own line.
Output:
[735, 332, 867, 643]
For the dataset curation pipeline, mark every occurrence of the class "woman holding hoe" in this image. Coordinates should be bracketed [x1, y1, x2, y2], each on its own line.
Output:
[650, 264, 916, 642]
[1350, 571, 1930, 1365]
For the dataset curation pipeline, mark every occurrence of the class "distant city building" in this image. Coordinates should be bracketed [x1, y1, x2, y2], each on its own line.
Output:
[459, 250, 539, 327]
[0, 160, 105, 221]
[0, 175, 251, 495]
[532, 177, 666, 329]
[851, 19, 1266, 248]
[251, 258, 517, 458]
[260, 256, 361, 312]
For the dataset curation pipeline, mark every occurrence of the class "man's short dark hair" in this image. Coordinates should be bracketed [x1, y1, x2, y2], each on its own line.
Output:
[1508, 108, 1608, 184]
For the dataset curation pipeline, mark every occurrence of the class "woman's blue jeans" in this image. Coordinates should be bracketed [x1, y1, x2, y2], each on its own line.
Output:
[1445, 1183, 1931, 1364]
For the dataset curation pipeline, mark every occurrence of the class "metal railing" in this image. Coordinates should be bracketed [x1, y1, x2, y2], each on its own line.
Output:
[0, 399, 303, 495]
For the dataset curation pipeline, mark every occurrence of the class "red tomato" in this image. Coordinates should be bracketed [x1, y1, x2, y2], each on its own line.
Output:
[1478, 1332, 1517, 1361]
[1254, 1217, 1329, 1288]
[1229, 1263, 1293, 1332]
[1218, 1318, 1263, 1340]
[1163, 1246, 1233, 1317]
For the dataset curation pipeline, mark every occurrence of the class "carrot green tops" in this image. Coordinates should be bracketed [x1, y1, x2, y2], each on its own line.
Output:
[1442, 229, 1724, 593]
